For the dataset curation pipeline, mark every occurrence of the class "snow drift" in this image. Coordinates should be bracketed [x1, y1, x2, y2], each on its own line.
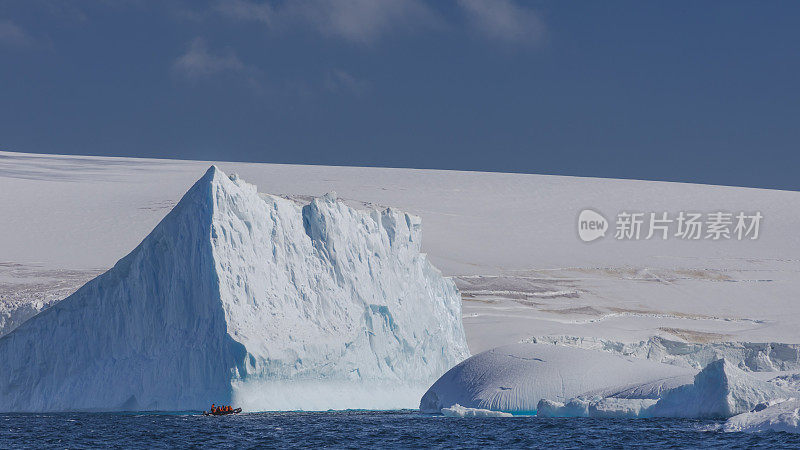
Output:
[419, 343, 693, 414]
[0, 166, 468, 412]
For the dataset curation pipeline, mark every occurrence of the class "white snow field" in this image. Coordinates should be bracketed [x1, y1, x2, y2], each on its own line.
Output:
[0, 166, 467, 411]
[2, 150, 800, 352]
[2, 150, 800, 414]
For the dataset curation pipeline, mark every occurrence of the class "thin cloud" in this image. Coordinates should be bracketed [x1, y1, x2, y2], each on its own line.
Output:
[457, 0, 546, 45]
[0, 21, 35, 48]
[214, 0, 273, 25]
[292, 0, 439, 44]
[214, 0, 439, 45]
[172, 37, 247, 79]
[325, 69, 369, 96]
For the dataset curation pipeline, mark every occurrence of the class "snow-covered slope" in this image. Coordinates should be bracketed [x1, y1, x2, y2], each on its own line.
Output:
[3, 150, 800, 353]
[0, 166, 467, 412]
[419, 343, 693, 413]
[2, 151, 800, 415]
[523, 336, 800, 372]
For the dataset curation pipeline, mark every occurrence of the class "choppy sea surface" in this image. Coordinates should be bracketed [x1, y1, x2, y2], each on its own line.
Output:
[2, 410, 799, 449]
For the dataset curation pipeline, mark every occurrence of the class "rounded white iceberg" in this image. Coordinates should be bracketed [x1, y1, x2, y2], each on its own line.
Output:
[420, 343, 693, 414]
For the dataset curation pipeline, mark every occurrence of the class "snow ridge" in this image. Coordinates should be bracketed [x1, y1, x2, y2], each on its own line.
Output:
[526, 335, 800, 372]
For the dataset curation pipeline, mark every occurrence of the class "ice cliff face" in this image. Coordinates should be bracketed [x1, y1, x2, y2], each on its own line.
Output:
[0, 166, 468, 412]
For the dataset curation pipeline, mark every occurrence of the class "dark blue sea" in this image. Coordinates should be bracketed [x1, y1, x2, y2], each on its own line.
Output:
[2, 410, 799, 449]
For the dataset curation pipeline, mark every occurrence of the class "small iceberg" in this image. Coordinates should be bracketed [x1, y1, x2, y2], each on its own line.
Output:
[724, 398, 800, 433]
[649, 359, 797, 418]
[539, 358, 799, 419]
[441, 404, 513, 418]
[537, 398, 657, 419]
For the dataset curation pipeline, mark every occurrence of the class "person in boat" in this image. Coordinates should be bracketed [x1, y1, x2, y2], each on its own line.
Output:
[206, 404, 238, 415]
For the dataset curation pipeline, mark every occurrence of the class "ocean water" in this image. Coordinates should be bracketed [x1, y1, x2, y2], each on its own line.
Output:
[2, 410, 799, 449]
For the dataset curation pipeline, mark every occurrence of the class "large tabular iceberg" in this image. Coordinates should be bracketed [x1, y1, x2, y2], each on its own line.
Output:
[0, 166, 468, 412]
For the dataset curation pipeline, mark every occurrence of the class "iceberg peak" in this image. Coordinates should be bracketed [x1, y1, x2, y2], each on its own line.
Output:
[202, 164, 222, 183]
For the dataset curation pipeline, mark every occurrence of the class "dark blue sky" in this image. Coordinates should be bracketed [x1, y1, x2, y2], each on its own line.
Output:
[1, 1, 799, 190]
